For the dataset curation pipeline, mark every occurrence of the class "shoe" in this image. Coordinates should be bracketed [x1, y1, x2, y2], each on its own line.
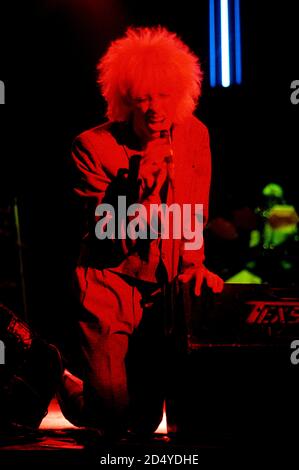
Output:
[56, 368, 84, 427]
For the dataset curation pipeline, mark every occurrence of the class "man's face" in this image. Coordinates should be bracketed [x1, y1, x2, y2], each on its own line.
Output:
[130, 92, 178, 141]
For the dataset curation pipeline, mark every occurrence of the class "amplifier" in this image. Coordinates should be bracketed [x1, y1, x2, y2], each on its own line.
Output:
[165, 284, 299, 443]
[186, 283, 299, 345]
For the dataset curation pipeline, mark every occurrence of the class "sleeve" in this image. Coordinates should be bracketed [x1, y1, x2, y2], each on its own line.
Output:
[179, 125, 212, 271]
[70, 133, 160, 252]
[70, 134, 112, 241]
[71, 135, 109, 204]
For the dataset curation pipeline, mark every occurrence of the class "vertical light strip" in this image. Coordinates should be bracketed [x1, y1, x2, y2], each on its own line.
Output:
[234, 0, 242, 84]
[220, 0, 230, 87]
[209, 0, 216, 87]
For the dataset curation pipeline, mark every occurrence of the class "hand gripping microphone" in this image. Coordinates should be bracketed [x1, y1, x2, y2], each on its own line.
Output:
[160, 129, 175, 190]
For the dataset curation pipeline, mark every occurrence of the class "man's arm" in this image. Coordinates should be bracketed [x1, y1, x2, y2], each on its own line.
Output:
[178, 125, 223, 295]
[71, 132, 167, 251]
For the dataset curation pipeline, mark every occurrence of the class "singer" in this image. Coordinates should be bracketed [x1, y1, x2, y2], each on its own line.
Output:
[65, 26, 224, 437]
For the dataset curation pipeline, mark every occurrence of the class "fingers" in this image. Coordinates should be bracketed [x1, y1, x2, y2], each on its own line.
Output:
[179, 267, 224, 296]
[178, 268, 203, 296]
[205, 271, 224, 293]
[155, 167, 167, 192]
[194, 269, 204, 296]
[140, 162, 167, 193]
[178, 269, 194, 284]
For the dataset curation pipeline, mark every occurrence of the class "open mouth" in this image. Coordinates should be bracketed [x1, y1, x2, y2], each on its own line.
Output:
[147, 118, 165, 125]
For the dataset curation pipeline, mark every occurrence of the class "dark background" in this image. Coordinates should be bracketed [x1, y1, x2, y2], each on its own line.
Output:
[0, 0, 298, 344]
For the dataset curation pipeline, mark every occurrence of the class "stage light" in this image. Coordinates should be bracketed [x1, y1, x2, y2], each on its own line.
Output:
[234, 0, 242, 84]
[220, 0, 230, 87]
[209, 0, 242, 87]
[209, 0, 216, 87]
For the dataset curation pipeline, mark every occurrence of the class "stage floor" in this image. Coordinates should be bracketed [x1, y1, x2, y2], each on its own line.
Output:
[0, 398, 235, 467]
[1, 397, 297, 467]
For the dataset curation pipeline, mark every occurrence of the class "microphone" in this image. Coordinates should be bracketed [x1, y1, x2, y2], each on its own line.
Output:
[160, 130, 175, 189]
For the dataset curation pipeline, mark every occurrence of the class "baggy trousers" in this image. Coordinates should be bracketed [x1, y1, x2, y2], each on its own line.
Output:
[74, 266, 168, 434]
